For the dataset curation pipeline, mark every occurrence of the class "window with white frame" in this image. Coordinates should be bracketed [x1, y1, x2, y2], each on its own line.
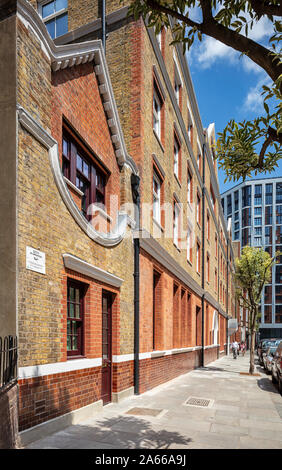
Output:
[173, 201, 180, 247]
[39, 0, 68, 39]
[187, 226, 192, 262]
[174, 136, 180, 179]
[196, 242, 201, 273]
[187, 108, 193, 145]
[153, 87, 161, 138]
[153, 171, 161, 224]
[174, 62, 182, 106]
[196, 193, 201, 225]
[187, 169, 192, 204]
[155, 27, 162, 50]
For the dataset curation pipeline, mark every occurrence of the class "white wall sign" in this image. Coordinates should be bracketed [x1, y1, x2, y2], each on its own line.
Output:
[26, 246, 46, 274]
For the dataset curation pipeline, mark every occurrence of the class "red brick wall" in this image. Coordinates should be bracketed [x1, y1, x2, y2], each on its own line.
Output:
[112, 361, 134, 393]
[18, 367, 101, 432]
[0, 383, 19, 448]
[204, 346, 219, 365]
[139, 350, 201, 394]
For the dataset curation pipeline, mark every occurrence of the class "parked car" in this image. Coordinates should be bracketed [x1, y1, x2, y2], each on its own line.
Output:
[272, 342, 282, 395]
[257, 339, 282, 365]
[262, 346, 278, 374]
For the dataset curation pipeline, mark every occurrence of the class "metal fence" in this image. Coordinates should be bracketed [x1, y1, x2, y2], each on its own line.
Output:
[0, 336, 17, 389]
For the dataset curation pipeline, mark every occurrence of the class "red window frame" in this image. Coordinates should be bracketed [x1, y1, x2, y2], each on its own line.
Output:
[62, 128, 108, 220]
[67, 279, 86, 358]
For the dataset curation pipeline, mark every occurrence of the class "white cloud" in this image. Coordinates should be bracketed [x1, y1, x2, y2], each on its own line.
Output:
[189, 15, 273, 72]
[242, 75, 272, 114]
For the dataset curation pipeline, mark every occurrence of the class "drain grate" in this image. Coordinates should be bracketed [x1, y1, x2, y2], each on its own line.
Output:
[185, 397, 213, 408]
[125, 407, 163, 417]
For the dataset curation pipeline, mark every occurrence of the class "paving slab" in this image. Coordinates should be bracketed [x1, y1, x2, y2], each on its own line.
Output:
[23, 352, 282, 450]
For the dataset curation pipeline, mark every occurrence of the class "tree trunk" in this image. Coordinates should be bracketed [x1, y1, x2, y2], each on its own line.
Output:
[249, 329, 256, 375]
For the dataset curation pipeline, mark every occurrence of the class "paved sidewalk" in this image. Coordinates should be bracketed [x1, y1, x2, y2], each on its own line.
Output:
[24, 352, 282, 449]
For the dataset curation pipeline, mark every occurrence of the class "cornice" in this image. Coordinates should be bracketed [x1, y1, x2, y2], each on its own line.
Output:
[17, 0, 138, 175]
[63, 253, 124, 288]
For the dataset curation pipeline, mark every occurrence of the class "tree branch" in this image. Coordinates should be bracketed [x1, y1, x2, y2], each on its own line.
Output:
[256, 126, 282, 168]
[249, 0, 282, 18]
[144, 0, 282, 85]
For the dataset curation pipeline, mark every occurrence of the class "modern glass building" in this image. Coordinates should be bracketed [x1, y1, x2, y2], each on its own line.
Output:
[221, 177, 282, 339]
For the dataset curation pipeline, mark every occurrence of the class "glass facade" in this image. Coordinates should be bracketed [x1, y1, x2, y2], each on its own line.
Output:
[221, 178, 282, 334]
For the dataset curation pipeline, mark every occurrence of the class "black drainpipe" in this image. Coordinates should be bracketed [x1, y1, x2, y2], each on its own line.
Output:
[131, 173, 140, 395]
[226, 239, 229, 353]
[201, 140, 206, 367]
[102, 0, 106, 53]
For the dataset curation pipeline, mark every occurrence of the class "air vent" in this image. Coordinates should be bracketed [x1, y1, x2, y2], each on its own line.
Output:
[125, 407, 163, 417]
[185, 397, 213, 408]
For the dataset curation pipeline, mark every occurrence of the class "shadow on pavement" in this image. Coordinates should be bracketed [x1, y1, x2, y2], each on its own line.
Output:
[27, 415, 193, 449]
[257, 378, 280, 395]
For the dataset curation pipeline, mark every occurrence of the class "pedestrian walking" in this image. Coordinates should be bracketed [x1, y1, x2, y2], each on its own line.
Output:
[241, 341, 246, 356]
[231, 340, 239, 359]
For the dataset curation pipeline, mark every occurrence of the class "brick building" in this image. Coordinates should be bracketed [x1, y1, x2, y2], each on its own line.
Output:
[0, 0, 237, 443]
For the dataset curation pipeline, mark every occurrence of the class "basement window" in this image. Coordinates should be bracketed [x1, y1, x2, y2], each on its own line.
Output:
[39, 0, 68, 39]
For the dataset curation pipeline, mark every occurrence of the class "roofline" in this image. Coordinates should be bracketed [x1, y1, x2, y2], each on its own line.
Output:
[220, 175, 282, 196]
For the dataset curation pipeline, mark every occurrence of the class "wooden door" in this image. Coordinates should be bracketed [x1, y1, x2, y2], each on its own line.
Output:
[101, 291, 112, 405]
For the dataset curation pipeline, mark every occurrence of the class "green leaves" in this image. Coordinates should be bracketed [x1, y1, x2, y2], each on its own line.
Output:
[235, 246, 277, 309]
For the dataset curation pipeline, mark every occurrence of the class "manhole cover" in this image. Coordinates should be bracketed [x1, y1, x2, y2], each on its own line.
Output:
[125, 407, 163, 417]
[185, 397, 213, 408]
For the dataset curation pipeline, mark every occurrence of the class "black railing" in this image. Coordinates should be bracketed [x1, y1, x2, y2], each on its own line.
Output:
[0, 336, 17, 389]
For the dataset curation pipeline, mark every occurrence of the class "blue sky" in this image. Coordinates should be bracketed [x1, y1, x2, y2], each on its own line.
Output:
[186, 13, 282, 194]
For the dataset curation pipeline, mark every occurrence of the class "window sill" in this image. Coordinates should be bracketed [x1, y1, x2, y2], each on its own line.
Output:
[187, 259, 192, 267]
[64, 176, 84, 197]
[90, 204, 113, 223]
[153, 129, 165, 153]
[197, 271, 201, 277]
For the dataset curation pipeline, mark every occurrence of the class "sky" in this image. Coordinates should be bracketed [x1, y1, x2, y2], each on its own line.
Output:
[185, 9, 282, 194]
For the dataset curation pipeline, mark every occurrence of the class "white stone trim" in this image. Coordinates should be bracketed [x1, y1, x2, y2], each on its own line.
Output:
[112, 354, 134, 363]
[17, 106, 131, 247]
[18, 357, 102, 380]
[63, 253, 123, 288]
[63, 176, 84, 197]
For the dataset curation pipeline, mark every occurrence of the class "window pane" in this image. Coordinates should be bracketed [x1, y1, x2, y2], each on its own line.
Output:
[265, 184, 273, 204]
[69, 303, 75, 318]
[77, 154, 83, 172]
[83, 161, 89, 178]
[276, 183, 282, 204]
[67, 333, 71, 351]
[42, 1, 55, 18]
[254, 206, 262, 216]
[276, 285, 282, 304]
[56, 0, 68, 12]
[276, 205, 282, 224]
[45, 19, 55, 39]
[265, 226, 272, 245]
[275, 305, 282, 323]
[265, 285, 272, 304]
[276, 226, 282, 244]
[276, 265, 282, 284]
[264, 305, 272, 324]
[56, 12, 68, 37]
[254, 217, 262, 226]
[265, 206, 272, 225]
[276, 246, 282, 264]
